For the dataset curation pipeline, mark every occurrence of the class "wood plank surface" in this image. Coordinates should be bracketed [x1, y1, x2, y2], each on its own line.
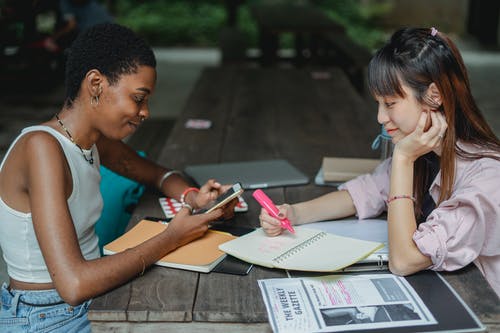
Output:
[194, 266, 286, 322]
[157, 67, 239, 168]
[88, 283, 131, 322]
[89, 67, 500, 332]
[127, 267, 198, 322]
[91, 322, 273, 333]
[440, 265, 500, 325]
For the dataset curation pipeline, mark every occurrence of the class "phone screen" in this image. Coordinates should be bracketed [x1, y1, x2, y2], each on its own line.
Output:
[196, 182, 243, 214]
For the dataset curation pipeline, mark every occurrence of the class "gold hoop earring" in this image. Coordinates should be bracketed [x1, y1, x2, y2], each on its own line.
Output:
[90, 95, 99, 106]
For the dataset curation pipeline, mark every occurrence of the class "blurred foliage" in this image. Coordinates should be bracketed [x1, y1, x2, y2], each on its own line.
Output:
[314, 0, 392, 50]
[114, 0, 389, 49]
[115, 0, 225, 46]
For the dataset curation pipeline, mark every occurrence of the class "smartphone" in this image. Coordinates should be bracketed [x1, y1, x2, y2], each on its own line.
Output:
[196, 182, 243, 214]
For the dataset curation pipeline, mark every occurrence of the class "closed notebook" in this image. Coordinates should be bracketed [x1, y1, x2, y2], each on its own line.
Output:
[322, 157, 380, 182]
[218, 226, 383, 272]
[103, 219, 236, 273]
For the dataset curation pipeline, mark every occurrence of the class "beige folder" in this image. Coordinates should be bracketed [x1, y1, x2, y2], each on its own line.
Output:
[322, 157, 380, 182]
[104, 219, 236, 273]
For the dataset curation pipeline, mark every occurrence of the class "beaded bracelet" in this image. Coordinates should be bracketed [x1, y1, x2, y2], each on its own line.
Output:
[180, 187, 200, 206]
[158, 170, 183, 189]
[386, 195, 416, 204]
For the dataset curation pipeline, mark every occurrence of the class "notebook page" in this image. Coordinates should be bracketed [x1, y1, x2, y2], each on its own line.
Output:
[219, 228, 322, 268]
[306, 219, 388, 263]
[273, 226, 384, 271]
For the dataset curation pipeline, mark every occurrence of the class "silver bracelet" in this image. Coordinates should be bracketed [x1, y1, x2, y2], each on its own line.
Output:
[181, 203, 194, 214]
[158, 170, 183, 189]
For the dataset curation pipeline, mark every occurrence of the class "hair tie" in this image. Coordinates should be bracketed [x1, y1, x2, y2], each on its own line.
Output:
[430, 27, 438, 36]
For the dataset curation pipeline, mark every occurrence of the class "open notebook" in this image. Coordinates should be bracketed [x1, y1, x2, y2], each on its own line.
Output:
[103, 219, 236, 273]
[306, 219, 388, 269]
[219, 226, 383, 272]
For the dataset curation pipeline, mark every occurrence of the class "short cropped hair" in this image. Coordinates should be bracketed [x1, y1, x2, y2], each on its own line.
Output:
[64, 23, 156, 107]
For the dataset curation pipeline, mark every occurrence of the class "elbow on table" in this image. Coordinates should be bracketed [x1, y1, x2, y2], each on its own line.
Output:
[388, 244, 432, 276]
[389, 261, 415, 276]
[55, 274, 90, 306]
[388, 256, 422, 277]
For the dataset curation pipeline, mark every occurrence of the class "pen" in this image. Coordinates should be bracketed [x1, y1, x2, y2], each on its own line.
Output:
[252, 189, 295, 234]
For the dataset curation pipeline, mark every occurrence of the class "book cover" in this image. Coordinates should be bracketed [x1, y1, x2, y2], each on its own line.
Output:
[103, 219, 236, 273]
[322, 157, 380, 182]
[219, 226, 383, 272]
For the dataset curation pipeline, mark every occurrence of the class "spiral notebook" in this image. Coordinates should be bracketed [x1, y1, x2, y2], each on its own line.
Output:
[218, 226, 383, 272]
[306, 219, 388, 269]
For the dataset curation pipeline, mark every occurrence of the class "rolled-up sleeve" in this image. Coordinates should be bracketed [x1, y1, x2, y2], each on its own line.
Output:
[338, 158, 391, 219]
[413, 159, 499, 271]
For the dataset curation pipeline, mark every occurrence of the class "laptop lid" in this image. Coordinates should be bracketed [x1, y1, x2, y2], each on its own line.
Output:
[184, 159, 309, 189]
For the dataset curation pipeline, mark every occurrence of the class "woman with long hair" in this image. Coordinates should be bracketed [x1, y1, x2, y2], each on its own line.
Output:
[259, 27, 500, 297]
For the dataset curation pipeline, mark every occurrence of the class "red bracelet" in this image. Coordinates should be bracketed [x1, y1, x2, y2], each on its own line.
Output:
[180, 187, 199, 205]
[386, 195, 416, 204]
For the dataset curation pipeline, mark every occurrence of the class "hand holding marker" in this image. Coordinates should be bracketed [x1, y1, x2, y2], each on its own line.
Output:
[252, 189, 295, 234]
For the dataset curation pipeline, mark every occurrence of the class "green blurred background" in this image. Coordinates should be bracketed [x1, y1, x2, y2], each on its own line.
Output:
[114, 0, 389, 50]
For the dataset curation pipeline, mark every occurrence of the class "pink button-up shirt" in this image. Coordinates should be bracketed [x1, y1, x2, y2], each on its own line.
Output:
[339, 146, 500, 297]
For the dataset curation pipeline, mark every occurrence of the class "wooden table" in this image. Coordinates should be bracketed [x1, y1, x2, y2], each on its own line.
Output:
[88, 67, 500, 332]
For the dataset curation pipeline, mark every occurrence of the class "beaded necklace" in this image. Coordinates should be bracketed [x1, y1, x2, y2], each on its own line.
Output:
[55, 114, 94, 164]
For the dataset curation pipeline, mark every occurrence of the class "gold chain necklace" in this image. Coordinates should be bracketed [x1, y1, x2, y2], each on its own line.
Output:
[55, 114, 94, 164]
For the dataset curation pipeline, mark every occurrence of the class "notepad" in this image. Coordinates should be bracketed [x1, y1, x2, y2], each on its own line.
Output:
[103, 219, 236, 273]
[322, 157, 380, 182]
[218, 226, 383, 272]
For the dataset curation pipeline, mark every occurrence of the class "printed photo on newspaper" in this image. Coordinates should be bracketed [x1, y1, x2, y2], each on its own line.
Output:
[258, 274, 437, 333]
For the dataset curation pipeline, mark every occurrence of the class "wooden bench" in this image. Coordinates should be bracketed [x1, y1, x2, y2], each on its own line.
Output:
[249, 3, 372, 95]
[250, 4, 345, 67]
[321, 32, 373, 94]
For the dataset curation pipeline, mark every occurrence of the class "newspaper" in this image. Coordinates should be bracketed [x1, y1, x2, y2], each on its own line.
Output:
[258, 274, 437, 333]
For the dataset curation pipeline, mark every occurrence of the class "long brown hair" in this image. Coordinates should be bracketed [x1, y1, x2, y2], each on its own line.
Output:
[367, 27, 500, 219]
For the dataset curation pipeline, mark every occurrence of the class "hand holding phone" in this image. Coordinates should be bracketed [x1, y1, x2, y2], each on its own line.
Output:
[195, 182, 243, 214]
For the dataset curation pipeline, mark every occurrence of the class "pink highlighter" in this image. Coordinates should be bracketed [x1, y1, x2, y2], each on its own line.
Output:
[252, 189, 295, 234]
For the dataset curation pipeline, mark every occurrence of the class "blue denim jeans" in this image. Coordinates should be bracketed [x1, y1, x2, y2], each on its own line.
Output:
[0, 283, 91, 333]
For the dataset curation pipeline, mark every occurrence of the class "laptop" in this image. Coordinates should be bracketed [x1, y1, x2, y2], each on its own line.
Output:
[184, 159, 309, 189]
